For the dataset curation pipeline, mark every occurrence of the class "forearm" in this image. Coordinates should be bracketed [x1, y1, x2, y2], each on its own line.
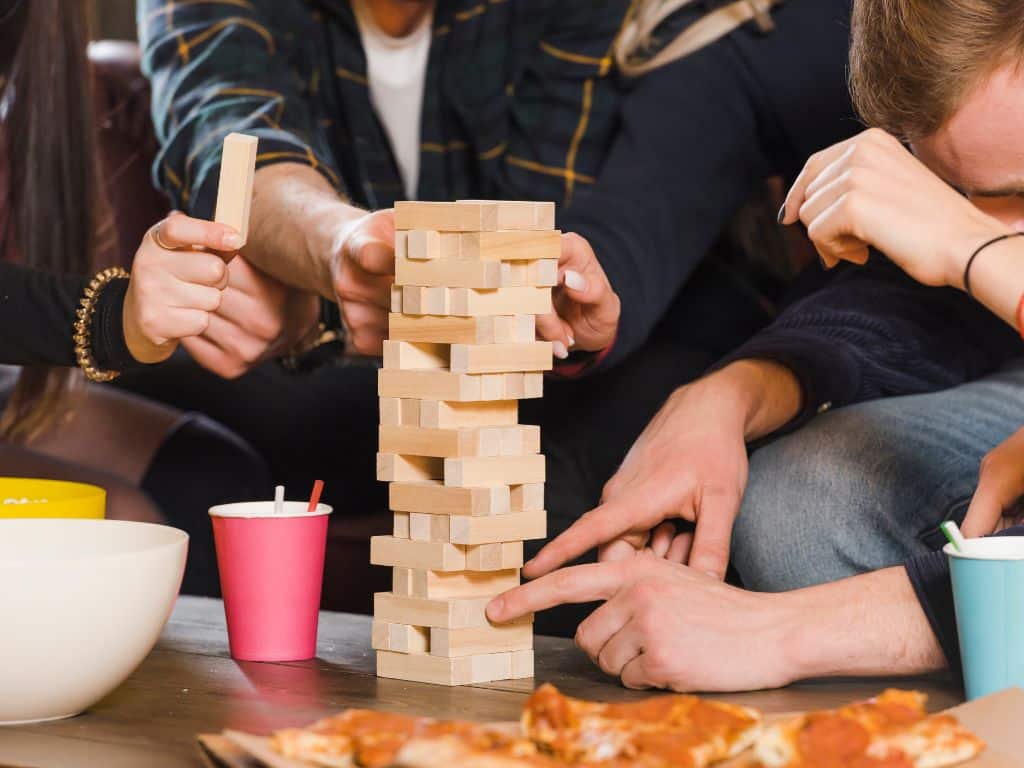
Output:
[702, 359, 803, 442]
[246, 163, 364, 300]
[950, 234, 1024, 329]
[781, 567, 945, 679]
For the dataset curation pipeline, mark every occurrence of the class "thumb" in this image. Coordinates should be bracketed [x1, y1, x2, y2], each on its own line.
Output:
[687, 490, 740, 580]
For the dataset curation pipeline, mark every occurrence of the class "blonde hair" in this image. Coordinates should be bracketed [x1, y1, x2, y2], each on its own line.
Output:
[615, 0, 782, 77]
[850, 0, 1024, 141]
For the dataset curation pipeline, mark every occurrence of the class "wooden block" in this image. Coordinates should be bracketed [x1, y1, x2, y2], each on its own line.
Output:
[213, 133, 258, 244]
[450, 342, 553, 374]
[510, 649, 535, 679]
[376, 650, 514, 685]
[455, 200, 555, 231]
[393, 566, 415, 596]
[370, 536, 466, 571]
[382, 341, 450, 370]
[501, 259, 559, 287]
[409, 512, 448, 542]
[493, 315, 537, 343]
[406, 230, 441, 260]
[448, 287, 552, 317]
[373, 592, 489, 629]
[395, 231, 408, 260]
[379, 425, 500, 458]
[459, 230, 561, 261]
[445, 455, 545, 487]
[510, 483, 544, 512]
[503, 372, 544, 399]
[390, 481, 511, 517]
[395, 257, 503, 288]
[419, 400, 518, 429]
[389, 314, 499, 344]
[378, 370, 482, 401]
[430, 622, 533, 658]
[406, 568, 520, 599]
[380, 398, 422, 427]
[371, 621, 430, 654]
[504, 424, 541, 455]
[480, 374, 505, 401]
[376, 453, 444, 481]
[449, 509, 547, 545]
[402, 285, 450, 315]
[393, 511, 410, 538]
[390, 285, 403, 313]
[466, 541, 524, 571]
[395, 201, 498, 232]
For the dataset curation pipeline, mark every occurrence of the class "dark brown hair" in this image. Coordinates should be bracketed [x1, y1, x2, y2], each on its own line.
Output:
[850, 0, 1024, 141]
[1, 0, 100, 442]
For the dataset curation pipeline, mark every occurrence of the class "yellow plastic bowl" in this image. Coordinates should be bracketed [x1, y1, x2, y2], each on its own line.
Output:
[0, 478, 105, 519]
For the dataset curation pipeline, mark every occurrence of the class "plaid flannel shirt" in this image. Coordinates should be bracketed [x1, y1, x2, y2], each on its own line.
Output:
[137, 0, 632, 217]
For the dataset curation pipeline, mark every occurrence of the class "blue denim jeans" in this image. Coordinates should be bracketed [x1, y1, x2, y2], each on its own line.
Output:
[732, 359, 1024, 592]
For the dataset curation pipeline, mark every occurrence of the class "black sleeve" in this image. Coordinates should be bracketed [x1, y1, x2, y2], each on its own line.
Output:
[0, 263, 138, 370]
[718, 258, 1022, 430]
[905, 525, 1024, 687]
[558, 0, 856, 369]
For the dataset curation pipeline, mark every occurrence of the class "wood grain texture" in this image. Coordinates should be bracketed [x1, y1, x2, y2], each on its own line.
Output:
[389, 481, 511, 517]
[450, 343, 553, 374]
[430, 623, 533, 658]
[448, 509, 547, 545]
[418, 400, 519, 429]
[4, 597, 961, 767]
[388, 314, 534, 345]
[448, 287, 552, 317]
[402, 568, 520, 599]
[373, 592, 491, 629]
[445, 455, 546, 487]
[370, 536, 466, 571]
[459, 230, 561, 261]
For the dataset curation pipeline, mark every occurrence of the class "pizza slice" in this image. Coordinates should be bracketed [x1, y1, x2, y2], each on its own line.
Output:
[521, 683, 763, 767]
[394, 729, 564, 768]
[270, 709, 489, 768]
[753, 689, 985, 768]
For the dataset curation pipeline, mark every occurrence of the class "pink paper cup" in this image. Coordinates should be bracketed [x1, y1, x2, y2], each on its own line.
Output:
[209, 501, 332, 662]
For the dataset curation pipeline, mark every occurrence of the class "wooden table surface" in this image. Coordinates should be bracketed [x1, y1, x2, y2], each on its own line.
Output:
[0, 596, 962, 768]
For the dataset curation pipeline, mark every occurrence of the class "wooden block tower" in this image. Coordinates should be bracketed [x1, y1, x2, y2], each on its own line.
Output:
[371, 200, 557, 686]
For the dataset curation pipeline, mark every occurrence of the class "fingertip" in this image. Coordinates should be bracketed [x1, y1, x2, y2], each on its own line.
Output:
[563, 269, 588, 293]
[221, 229, 244, 250]
[485, 597, 505, 622]
[553, 340, 569, 360]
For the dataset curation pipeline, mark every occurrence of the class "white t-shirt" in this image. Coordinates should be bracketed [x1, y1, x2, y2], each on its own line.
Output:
[352, 0, 433, 200]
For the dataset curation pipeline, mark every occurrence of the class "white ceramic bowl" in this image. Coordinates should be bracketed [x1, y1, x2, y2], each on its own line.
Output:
[0, 519, 187, 725]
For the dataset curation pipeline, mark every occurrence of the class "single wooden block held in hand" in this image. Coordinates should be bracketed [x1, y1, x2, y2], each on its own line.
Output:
[465, 541, 524, 571]
[371, 621, 430, 654]
[370, 536, 466, 571]
[430, 622, 533, 658]
[376, 453, 444, 481]
[403, 568, 520, 599]
[373, 592, 490, 629]
[382, 341, 450, 370]
[450, 342, 553, 374]
[389, 481, 511, 516]
[419, 400, 519, 429]
[213, 132, 258, 244]
[376, 649, 514, 685]
[445, 455, 546, 487]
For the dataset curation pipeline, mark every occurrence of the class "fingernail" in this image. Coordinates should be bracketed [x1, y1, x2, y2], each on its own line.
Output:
[567, 333, 576, 348]
[552, 341, 569, 359]
[564, 270, 588, 292]
[223, 232, 244, 249]
[486, 598, 503, 620]
[777, 203, 786, 224]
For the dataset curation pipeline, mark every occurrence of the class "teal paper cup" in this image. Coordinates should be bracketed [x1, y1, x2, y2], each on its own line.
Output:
[946, 538, 1024, 700]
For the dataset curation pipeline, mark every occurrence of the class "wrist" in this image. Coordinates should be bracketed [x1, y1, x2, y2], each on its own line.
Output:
[701, 360, 801, 441]
[944, 214, 1012, 291]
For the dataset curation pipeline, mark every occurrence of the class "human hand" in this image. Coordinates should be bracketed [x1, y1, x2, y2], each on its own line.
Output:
[182, 256, 320, 379]
[123, 213, 241, 364]
[962, 424, 1024, 537]
[780, 128, 1009, 288]
[536, 233, 620, 359]
[524, 369, 753, 582]
[487, 554, 794, 691]
[329, 209, 395, 355]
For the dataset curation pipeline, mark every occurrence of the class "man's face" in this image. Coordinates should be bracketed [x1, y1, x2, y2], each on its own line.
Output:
[913, 61, 1024, 231]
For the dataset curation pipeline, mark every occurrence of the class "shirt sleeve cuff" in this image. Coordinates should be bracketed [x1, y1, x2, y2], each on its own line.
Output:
[91, 277, 145, 372]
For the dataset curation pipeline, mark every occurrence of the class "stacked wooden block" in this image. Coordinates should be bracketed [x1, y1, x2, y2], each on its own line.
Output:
[371, 200, 557, 686]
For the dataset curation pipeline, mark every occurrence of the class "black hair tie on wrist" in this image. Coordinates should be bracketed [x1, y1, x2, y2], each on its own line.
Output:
[963, 232, 1024, 298]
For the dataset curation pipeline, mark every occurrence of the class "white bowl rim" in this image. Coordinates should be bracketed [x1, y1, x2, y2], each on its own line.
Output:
[0, 518, 188, 565]
[944, 538, 1024, 561]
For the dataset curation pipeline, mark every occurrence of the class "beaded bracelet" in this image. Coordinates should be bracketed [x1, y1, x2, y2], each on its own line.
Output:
[73, 267, 130, 383]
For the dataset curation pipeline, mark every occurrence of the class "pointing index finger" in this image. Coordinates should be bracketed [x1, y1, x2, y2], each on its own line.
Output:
[523, 499, 634, 579]
[486, 562, 628, 624]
